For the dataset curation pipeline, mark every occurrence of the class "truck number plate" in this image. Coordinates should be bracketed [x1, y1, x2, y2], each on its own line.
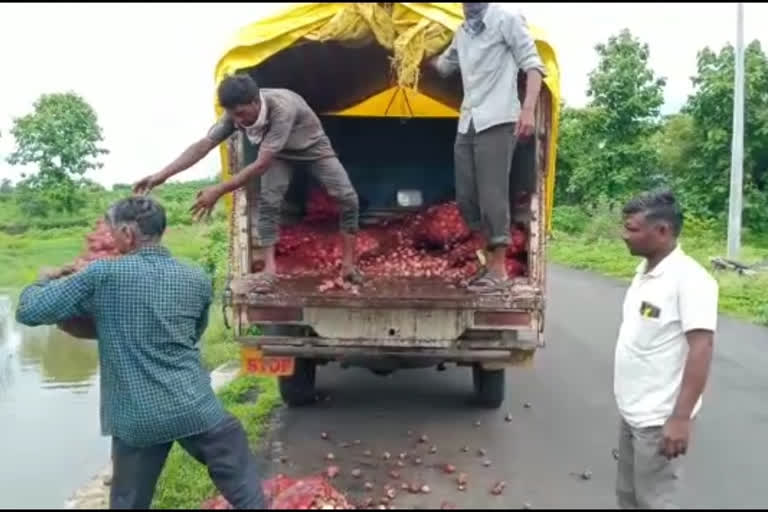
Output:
[241, 347, 295, 377]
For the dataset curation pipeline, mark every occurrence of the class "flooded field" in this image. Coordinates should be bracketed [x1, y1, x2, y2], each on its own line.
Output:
[0, 294, 109, 508]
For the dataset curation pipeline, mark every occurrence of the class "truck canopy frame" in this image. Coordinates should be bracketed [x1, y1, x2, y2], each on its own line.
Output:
[213, 2, 561, 232]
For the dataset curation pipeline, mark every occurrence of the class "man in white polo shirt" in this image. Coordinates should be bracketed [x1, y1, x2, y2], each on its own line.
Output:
[614, 190, 718, 509]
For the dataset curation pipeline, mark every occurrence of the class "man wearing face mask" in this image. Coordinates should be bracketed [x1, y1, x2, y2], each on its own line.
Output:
[134, 74, 362, 293]
[430, 3, 545, 293]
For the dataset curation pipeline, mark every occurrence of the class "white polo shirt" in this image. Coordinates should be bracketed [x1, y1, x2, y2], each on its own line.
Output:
[614, 246, 719, 428]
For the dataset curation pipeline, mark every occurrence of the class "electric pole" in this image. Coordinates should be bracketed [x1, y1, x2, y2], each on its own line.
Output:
[727, 2, 745, 259]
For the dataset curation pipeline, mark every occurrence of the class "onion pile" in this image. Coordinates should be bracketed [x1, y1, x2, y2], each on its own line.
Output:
[414, 202, 471, 249]
[201, 474, 354, 510]
[275, 197, 529, 282]
[70, 219, 121, 271]
[305, 186, 340, 224]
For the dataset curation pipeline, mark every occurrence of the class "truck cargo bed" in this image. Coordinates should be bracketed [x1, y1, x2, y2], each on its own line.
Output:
[230, 275, 542, 310]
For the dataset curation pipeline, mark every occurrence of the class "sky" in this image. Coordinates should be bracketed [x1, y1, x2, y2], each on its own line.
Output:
[0, 2, 765, 188]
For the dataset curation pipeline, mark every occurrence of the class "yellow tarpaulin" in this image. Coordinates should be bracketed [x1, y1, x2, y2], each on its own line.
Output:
[214, 2, 560, 232]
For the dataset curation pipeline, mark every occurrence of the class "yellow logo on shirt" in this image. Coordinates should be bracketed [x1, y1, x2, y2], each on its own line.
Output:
[639, 301, 661, 319]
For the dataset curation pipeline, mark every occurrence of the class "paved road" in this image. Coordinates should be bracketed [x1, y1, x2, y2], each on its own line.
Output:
[261, 265, 768, 509]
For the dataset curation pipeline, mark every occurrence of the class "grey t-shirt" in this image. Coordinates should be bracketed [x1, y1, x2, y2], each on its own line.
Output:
[207, 88, 336, 161]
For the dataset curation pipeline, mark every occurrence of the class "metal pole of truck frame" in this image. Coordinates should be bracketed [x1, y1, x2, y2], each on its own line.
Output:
[727, 2, 745, 259]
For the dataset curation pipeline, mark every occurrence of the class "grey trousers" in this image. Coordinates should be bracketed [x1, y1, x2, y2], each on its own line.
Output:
[454, 121, 518, 249]
[257, 156, 359, 247]
[109, 414, 266, 509]
[616, 418, 684, 509]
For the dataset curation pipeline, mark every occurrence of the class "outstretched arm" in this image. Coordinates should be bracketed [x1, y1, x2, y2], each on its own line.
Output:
[134, 116, 235, 194]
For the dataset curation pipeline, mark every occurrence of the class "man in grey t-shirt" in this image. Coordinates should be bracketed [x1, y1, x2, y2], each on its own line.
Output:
[134, 73, 362, 292]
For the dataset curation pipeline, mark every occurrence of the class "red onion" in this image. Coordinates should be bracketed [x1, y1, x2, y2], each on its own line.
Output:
[271, 201, 530, 282]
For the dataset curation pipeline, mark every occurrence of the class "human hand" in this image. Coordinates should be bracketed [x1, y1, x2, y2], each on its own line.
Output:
[133, 172, 166, 195]
[515, 107, 536, 138]
[38, 264, 77, 282]
[190, 186, 222, 222]
[659, 416, 691, 459]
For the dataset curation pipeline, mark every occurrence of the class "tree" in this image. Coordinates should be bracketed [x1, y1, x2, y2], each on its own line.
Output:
[0, 178, 12, 203]
[681, 41, 768, 228]
[6, 92, 108, 215]
[652, 113, 697, 186]
[558, 29, 667, 208]
[555, 105, 600, 205]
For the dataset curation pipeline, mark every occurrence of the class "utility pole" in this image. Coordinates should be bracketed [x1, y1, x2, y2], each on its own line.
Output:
[727, 2, 745, 259]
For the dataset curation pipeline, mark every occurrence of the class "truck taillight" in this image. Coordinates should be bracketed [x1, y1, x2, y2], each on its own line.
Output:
[247, 307, 303, 323]
[473, 311, 530, 327]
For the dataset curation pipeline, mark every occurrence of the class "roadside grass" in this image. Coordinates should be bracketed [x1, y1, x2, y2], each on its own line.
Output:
[0, 227, 87, 290]
[147, 375, 281, 510]
[549, 206, 768, 326]
[200, 313, 240, 372]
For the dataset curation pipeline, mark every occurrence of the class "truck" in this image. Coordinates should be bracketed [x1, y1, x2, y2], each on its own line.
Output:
[217, 2, 561, 409]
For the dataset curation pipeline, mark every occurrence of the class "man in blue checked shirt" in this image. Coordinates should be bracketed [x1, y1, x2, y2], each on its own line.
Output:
[15, 196, 266, 510]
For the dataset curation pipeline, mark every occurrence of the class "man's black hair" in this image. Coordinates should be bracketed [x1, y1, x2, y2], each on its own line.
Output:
[217, 73, 260, 109]
[622, 189, 683, 237]
[106, 196, 167, 240]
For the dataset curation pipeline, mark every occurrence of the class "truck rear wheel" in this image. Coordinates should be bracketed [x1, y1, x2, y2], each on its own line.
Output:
[278, 358, 317, 407]
[472, 365, 505, 409]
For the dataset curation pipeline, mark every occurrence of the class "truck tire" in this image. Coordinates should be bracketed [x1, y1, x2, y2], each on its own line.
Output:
[472, 365, 505, 409]
[278, 358, 317, 407]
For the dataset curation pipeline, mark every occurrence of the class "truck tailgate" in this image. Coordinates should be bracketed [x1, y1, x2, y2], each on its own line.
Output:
[230, 275, 543, 311]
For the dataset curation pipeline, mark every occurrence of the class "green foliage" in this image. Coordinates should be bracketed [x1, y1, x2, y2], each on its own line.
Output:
[0, 177, 219, 233]
[0, 181, 224, 288]
[550, 206, 768, 326]
[551, 205, 591, 234]
[588, 30, 667, 133]
[678, 41, 768, 228]
[6, 92, 108, 215]
[555, 29, 667, 207]
[554, 31, 768, 234]
[201, 222, 229, 276]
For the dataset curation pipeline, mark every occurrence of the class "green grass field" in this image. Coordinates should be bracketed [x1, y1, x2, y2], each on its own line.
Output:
[549, 207, 768, 326]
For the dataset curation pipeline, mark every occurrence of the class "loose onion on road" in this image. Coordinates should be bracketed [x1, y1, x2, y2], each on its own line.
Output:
[491, 481, 507, 496]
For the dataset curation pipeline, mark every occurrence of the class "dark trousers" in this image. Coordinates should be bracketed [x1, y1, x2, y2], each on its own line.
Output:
[109, 414, 266, 509]
[257, 156, 360, 247]
[454, 121, 518, 249]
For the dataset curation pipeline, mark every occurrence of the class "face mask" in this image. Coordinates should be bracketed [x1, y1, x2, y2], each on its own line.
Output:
[463, 3, 489, 34]
[463, 3, 489, 22]
[242, 95, 268, 145]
